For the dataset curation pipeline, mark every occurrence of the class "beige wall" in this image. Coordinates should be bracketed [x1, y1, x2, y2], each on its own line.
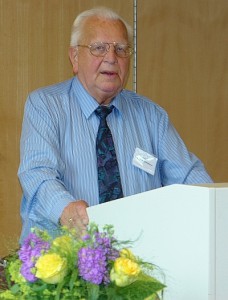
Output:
[0, 0, 133, 257]
[0, 0, 227, 256]
[137, 0, 228, 183]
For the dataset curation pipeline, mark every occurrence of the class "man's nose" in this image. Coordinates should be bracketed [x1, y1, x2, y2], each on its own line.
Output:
[104, 45, 118, 63]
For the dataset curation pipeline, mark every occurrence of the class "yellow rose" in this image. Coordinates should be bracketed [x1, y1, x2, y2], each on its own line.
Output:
[35, 253, 68, 284]
[110, 256, 141, 287]
[52, 235, 72, 255]
[120, 248, 137, 260]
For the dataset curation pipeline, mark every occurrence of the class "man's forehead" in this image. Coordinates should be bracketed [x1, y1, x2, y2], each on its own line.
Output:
[81, 17, 128, 41]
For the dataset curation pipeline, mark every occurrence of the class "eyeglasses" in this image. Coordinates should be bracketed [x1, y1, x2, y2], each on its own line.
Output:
[77, 42, 133, 58]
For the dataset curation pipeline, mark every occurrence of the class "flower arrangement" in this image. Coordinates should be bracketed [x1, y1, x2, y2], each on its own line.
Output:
[0, 223, 165, 300]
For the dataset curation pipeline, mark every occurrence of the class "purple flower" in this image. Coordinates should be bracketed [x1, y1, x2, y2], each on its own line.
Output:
[20, 264, 37, 282]
[107, 248, 119, 261]
[18, 232, 50, 282]
[94, 232, 119, 261]
[78, 247, 107, 284]
[82, 234, 91, 241]
[78, 230, 120, 285]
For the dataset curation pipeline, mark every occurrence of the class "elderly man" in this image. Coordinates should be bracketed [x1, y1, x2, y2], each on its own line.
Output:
[18, 7, 213, 241]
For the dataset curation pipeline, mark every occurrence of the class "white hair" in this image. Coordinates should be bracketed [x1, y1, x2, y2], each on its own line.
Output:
[70, 7, 133, 47]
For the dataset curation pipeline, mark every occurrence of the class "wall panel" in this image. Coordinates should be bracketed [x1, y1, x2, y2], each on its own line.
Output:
[0, 0, 227, 257]
[137, 0, 228, 182]
[0, 0, 133, 257]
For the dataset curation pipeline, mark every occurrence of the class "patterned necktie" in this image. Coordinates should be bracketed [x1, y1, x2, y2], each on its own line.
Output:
[95, 105, 123, 203]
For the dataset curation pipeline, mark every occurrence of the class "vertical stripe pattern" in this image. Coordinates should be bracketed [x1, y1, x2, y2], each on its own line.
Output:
[18, 76, 213, 242]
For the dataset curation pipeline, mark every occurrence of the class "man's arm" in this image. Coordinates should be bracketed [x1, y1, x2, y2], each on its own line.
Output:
[18, 91, 88, 236]
[157, 112, 213, 185]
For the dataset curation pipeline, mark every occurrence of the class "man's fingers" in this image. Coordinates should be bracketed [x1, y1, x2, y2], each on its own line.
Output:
[60, 200, 89, 233]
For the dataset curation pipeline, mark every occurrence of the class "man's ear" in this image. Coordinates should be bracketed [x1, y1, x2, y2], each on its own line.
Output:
[69, 47, 78, 74]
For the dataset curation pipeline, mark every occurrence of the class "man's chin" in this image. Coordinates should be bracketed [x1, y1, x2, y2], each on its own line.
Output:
[99, 83, 122, 95]
[95, 88, 121, 104]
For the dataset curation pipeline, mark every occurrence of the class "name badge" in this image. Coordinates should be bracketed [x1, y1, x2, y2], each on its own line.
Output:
[132, 147, 158, 175]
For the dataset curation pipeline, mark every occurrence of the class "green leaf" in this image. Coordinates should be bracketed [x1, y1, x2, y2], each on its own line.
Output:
[9, 283, 20, 294]
[145, 294, 160, 300]
[68, 269, 78, 290]
[30, 282, 48, 292]
[114, 280, 165, 300]
[55, 278, 68, 300]
[87, 283, 100, 300]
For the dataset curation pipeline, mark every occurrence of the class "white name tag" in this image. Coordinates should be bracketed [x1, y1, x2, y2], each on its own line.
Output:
[132, 147, 158, 175]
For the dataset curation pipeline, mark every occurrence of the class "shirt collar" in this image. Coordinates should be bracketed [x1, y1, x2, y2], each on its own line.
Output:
[72, 76, 124, 118]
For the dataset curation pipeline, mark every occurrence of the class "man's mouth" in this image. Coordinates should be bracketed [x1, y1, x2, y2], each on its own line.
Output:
[100, 71, 117, 76]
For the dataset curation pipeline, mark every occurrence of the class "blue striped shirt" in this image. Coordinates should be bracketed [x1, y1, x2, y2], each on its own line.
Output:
[18, 77, 213, 241]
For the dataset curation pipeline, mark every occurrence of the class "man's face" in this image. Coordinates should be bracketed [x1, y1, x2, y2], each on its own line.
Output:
[69, 17, 131, 105]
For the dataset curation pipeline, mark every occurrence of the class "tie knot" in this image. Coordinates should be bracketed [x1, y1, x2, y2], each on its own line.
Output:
[95, 105, 114, 120]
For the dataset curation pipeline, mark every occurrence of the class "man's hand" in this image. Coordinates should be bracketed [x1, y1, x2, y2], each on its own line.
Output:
[60, 200, 89, 237]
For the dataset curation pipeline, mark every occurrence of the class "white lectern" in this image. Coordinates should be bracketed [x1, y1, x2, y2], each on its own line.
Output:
[87, 184, 228, 300]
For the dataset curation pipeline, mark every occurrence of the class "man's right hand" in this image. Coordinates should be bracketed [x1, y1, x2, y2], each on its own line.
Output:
[59, 200, 89, 237]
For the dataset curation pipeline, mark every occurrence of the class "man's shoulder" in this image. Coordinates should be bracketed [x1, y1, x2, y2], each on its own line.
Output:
[29, 78, 74, 98]
[121, 89, 166, 113]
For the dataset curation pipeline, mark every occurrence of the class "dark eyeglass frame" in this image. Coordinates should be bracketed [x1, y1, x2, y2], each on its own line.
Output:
[77, 42, 133, 58]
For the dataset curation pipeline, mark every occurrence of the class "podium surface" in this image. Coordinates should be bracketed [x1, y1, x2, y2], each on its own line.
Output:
[87, 184, 228, 300]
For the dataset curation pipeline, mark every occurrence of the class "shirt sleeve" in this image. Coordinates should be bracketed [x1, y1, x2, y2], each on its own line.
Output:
[157, 110, 213, 185]
[18, 91, 75, 229]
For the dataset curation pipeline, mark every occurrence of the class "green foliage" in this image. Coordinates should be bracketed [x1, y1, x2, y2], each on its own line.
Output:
[0, 224, 166, 300]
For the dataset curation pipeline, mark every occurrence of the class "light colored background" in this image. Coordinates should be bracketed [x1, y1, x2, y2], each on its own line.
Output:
[0, 0, 227, 256]
[88, 184, 228, 300]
